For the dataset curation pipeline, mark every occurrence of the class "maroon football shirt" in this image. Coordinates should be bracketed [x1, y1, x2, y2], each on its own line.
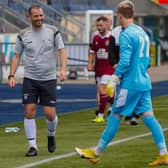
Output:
[90, 31, 115, 77]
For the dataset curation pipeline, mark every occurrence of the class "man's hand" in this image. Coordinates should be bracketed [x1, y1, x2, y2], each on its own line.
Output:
[59, 69, 66, 82]
[106, 74, 120, 97]
[87, 63, 94, 71]
[8, 76, 16, 88]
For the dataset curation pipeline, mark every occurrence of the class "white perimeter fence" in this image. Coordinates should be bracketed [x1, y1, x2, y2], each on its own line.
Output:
[0, 42, 94, 83]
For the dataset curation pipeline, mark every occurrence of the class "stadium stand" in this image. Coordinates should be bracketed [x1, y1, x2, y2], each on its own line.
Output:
[0, 0, 168, 83]
[0, 0, 85, 42]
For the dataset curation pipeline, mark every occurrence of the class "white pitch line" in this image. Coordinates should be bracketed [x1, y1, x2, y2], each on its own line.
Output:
[0, 98, 96, 103]
[16, 152, 76, 168]
[16, 128, 168, 168]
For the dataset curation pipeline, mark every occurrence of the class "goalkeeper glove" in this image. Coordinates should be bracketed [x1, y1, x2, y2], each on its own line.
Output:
[106, 74, 120, 97]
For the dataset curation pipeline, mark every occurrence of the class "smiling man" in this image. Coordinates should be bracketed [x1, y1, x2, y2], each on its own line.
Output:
[8, 5, 67, 157]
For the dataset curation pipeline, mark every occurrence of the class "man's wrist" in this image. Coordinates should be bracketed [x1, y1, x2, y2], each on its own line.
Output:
[8, 75, 14, 80]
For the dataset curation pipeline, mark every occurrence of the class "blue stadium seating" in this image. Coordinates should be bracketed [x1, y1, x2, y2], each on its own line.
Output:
[50, 0, 112, 11]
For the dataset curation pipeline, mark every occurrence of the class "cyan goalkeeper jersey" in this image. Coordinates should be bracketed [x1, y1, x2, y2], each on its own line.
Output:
[114, 24, 152, 91]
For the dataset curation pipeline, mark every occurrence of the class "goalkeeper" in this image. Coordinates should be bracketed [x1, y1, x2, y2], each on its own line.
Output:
[75, 0, 168, 166]
[111, 25, 139, 126]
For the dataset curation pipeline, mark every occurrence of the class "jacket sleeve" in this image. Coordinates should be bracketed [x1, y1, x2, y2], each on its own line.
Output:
[108, 35, 118, 66]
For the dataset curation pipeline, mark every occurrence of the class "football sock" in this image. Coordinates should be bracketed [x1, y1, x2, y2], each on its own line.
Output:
[108, 96, 114, 106]
[99, 94, 109, 114]
[96, 115, 120, 153]
[46, 116, 58, 136]
[24, 118, 37, 149]
[28, 139, 37, 149]
[98, 113, 104, 118]
[142, 115, 167, 155]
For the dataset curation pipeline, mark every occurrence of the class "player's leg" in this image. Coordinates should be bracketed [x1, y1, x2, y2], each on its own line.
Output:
[124, 113, 139, 125]
[93, 88, 135, 155]
[136, 91, 168, 166]
[23, 78, 38, 157]
[43, 106, 58, 153]
[76, 87, 135, 163]
[92, 83, 108, 122]
[104, 75, 116, 117]
[107, 96, 114, 116]
[96, 114, 121, 151]
[40, 79, 58, 153]
[142, 113, 168, 166]
[93, 75, 112, 123]
[124, 116, 132, 125]
[75, 114, 121, 164]
[130, 113, 139, 125]
[24, 104, 38, 156]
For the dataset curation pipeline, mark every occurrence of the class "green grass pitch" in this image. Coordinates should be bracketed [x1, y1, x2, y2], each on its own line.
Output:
[0, 96, 168, 168]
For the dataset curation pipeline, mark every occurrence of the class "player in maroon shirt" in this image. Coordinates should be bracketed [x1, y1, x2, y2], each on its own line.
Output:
[88, 16, 117, 122]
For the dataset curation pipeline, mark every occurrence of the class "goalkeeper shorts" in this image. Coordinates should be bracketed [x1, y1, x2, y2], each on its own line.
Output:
[112, 88, 153, 116]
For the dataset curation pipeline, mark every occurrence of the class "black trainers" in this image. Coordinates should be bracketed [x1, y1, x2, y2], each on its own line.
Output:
[124, 116, 132, 125]
[130, 117, 138, 125]
[48, 136, 56, 153]
[25, 147, 38, 157]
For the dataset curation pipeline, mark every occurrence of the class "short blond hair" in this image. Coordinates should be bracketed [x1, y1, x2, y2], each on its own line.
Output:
[117, 0, 135, 18]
